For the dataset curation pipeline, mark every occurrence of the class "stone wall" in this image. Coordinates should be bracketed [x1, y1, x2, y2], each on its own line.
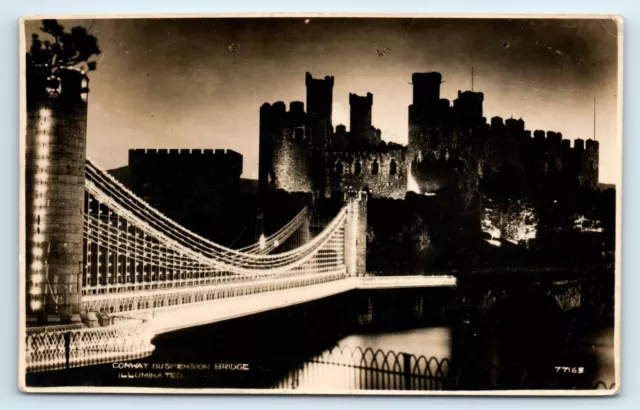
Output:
[326, 147, 408, 200]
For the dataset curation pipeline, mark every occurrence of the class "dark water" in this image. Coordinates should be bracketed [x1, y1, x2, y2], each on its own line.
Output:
[26, 283, 615, 392]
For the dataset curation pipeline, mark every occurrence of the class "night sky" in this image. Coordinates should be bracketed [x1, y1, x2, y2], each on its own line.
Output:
[24, 17, 620, 183]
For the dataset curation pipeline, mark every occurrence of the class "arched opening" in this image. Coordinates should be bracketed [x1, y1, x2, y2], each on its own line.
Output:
[372, 160, 379, 175]
[390, 159, 397, 175]
[355, 160, 362, 175]
[336, 161, 344, 175]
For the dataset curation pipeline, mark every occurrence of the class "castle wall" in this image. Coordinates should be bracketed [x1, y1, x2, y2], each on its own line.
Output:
[408, 72, 600, 194]
[326, 148, 408, 200]
[129, 148, 242, 196]
[272, 136, 314, 193]
[409, 121, 600, 194]
[25, 69, 89, 321]
[261, 71, 601, 205]
[517, 132, 599, 188]
[127, 148, 243, 239]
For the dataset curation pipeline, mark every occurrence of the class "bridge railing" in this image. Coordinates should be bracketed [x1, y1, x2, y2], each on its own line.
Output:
[25, 317, 155, 373]
[81, 269, 347, 316]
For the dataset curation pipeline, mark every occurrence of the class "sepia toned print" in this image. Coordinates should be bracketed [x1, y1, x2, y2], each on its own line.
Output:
[19, 15, 622, 395]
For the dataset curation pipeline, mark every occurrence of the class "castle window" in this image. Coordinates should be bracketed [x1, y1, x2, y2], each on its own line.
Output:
[390, 159, 397, 176]
[355, 160, 362, 175]
[294, 127, 304, 141]
[371, 160, 379, 175]
[336, 161, 343, 175]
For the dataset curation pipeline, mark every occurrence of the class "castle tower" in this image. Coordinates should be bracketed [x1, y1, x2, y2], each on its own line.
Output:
[453, 90, 485, 129]
[412, 72, 442, 108]
[258, 102, 277, 194]
[306, 72, 334, 125]
[585, 139, 600, 188]
[289, 101, 306, 128]
[305, 72, 334, 147]
[25, 68, 89, 324]
[408, 72, 444, 150]
[305, 73, 334, 198]
[258, 99, 314, 196]
[349, 92, 373, 147]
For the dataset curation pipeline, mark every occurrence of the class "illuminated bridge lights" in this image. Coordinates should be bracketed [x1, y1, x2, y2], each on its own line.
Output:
[27, 157, 370, 372]
[30, 108, 53, 312]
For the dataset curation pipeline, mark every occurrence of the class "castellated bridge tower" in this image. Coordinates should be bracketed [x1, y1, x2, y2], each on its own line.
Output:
[344, 190, 368, 277]
[25, 68, 89, 324]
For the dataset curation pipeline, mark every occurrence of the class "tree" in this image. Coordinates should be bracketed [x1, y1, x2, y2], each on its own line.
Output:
[27, 19, 101, 76]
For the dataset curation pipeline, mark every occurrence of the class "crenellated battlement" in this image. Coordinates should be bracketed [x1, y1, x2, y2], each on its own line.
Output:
[349, 92, 373, 106]
[261, 101, 306, 116]
[128, 148, 243, 181]
[129, 148, 243, 157]
[514, 127, 599, 155]
[306, 72, 334, 87]
[410, 111, 600, 192]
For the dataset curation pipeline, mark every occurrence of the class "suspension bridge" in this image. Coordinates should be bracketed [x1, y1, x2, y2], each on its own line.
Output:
[25, 157, 456, 373]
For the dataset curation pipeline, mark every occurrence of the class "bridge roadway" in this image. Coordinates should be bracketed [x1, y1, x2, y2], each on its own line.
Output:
[23, 274, 457, 375]
[149, 275, 457, 335]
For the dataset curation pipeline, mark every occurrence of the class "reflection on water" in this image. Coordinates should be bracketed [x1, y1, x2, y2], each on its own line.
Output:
[583, 326, 615, 387]
[273, 328, 452, 391]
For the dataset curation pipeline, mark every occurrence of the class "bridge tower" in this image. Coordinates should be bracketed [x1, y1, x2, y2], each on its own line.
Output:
[25, 68, 89, 325]
[344, 190, 368, 277]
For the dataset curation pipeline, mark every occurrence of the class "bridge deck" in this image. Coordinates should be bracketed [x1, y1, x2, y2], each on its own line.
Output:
[150, 275, 457, 335]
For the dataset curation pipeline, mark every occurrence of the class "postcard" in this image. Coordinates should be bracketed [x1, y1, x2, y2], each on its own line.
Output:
[18, 14, 622, 395]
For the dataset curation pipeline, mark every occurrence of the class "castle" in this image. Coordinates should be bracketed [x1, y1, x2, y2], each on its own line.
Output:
[258, 72, 599, 204]
[259, 72, 408, 200]
[407, 72, 600, 204]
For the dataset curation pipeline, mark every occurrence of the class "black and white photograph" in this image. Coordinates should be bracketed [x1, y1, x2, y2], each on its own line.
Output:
[19, 15, 622, 395]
